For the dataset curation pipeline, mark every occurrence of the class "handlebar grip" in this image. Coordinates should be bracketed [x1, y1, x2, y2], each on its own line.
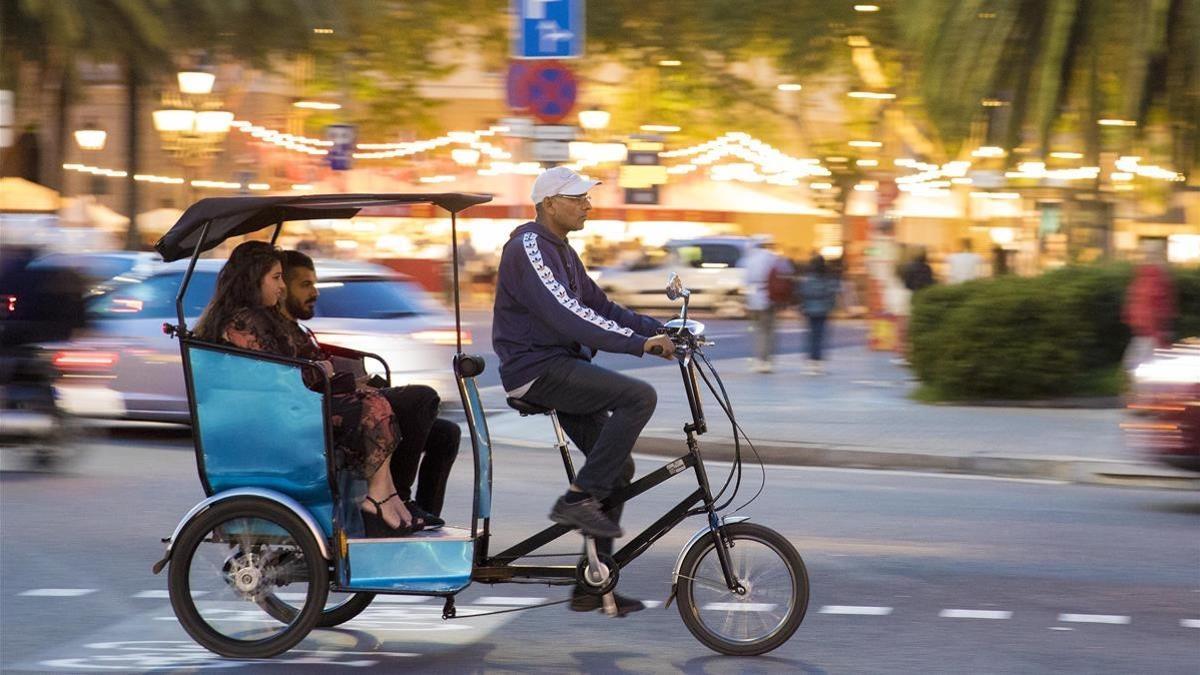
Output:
[649, 345, 664, 356]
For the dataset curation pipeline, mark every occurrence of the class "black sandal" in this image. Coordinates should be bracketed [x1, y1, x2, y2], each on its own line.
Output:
[405, 500, 444, 530]
[361, 493, 415, 538]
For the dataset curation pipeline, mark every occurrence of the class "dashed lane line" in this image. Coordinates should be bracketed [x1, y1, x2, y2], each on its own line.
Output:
[702, 602, 778, 612]
[19, 588, 96, 597]
[474, 596, 547, 606]
[819, 605, 893, 616]
[1058, 614, 1131, 625]
[939, 609, 1013, 620]
[1180, 619, 1200, 628]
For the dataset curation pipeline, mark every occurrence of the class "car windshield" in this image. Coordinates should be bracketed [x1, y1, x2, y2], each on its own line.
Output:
[313, 279, 431, 319]
[671, 244, 742, 269]
[88, 271, 217, 319]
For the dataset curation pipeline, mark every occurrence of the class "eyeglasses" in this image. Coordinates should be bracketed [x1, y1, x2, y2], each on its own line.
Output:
[556, 193, 591, 203]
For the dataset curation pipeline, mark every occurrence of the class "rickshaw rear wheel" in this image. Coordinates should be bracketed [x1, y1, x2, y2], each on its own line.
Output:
[259, 589, 375, 627]
[168, 497, 329, 658]
[676, 521, 808, 656]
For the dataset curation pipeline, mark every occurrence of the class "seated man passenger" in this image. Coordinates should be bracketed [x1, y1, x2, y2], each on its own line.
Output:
[280, 250, 460, 529]
[493, 167, 675, 615]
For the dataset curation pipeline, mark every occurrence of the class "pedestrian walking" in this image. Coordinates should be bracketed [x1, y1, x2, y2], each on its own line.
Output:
[901, 248, 935, 293]
[743, 241, 792, 373]
[799, 254, 839, 374]
[946, 238, 983, 284]
[1122, 239, 1176, 370]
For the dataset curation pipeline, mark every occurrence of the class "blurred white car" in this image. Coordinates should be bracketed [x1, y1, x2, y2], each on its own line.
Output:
[1123, 339, 1200, 472]
[47, 259, 468, 423]
[589, 237, 764, 318]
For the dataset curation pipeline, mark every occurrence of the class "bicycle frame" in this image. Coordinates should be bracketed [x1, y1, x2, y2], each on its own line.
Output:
[463, 338, 744, 595]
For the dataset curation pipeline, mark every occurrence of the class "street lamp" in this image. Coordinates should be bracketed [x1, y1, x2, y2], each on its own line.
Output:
[578, 108, 611, 131]
[73, 122, 107, 151]
[153, 71, 234, 200]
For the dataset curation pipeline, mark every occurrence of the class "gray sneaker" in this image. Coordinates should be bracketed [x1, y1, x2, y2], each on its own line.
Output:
[549, 495, 623, 539]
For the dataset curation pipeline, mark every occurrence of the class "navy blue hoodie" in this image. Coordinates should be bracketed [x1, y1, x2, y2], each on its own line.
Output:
[492, 220, 663, 392]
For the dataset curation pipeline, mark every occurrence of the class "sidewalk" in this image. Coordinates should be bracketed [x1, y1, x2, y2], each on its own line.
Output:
[480, 345, 1200, 490]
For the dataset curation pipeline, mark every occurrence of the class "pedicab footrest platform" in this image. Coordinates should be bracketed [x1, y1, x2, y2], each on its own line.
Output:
[344, 526, 473, 593]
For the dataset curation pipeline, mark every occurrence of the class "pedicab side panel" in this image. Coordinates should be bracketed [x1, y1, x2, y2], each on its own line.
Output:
[343, 528, 474, 593]
[458, 373, 492, 521]
[188, 345, 335, 537]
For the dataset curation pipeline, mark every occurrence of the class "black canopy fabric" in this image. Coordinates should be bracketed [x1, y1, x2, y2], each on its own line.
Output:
[154, 193, 492, 262]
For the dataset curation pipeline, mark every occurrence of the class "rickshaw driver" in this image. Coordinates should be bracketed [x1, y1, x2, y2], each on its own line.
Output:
[493, 167, 676, 615]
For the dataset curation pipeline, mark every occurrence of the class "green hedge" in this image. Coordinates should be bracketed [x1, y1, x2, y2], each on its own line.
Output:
[909, 264, 1198, 400]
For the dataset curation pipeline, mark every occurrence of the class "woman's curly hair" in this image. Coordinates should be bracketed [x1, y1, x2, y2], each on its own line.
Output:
[194, 241, 287, 343]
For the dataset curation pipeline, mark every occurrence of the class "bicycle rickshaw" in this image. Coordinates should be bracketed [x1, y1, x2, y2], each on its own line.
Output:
[150, 193, 809, 658]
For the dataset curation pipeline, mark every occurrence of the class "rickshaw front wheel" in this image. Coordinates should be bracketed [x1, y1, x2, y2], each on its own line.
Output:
[675, 521, 808, 656]
[167, 497, 329, 658]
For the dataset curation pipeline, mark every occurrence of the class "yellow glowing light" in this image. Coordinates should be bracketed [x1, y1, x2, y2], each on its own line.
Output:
[1098, 119, 1137, 127]
[1050, 151, 1083, 160]
[658, 60, 682, 67]
[971, 146, 1007, 158]
[980, 98, 1006, 107]
[856, 159, 879, 167]
[846, 35, 871, 48]
[847, 91, 895, 100]
[640, 124, 681, 133]
[849, 140, 882, 148]
[777, 83, 803, 92]
[293, 101, 342, 110]
[854, 4, 880, 11]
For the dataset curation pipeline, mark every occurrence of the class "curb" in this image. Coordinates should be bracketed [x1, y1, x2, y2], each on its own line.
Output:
[627, 436, 1200, 491]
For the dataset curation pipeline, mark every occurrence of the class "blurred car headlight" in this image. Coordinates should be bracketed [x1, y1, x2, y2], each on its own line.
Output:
[411, 329, 472, 346]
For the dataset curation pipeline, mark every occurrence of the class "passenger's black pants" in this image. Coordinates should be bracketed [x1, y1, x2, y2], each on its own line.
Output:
[380, 385, 461, 516]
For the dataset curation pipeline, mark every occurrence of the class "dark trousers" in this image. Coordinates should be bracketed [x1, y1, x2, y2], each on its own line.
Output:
[380, 385, 461, 516]
[521, 358, 655, 555]
[806, 314, 829, 361]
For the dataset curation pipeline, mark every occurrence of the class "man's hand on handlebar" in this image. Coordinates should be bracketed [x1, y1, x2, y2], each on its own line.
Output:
[644, 334, 676, 360]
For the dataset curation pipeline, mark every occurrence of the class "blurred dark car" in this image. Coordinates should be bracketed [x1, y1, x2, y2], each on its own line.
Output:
[45, 259, 469, 423]
[1123, 339, 1200, 472]
[30, 251, 162, 296]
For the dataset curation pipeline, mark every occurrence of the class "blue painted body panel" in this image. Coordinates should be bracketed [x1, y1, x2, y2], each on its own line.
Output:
[344, 529, 474, 593]
[458, 376, 492, 520]
[189, 346, 335, 536]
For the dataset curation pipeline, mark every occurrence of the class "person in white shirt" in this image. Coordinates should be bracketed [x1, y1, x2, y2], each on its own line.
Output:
[742, 241, 791, 373]
[946, 238, 984, 284]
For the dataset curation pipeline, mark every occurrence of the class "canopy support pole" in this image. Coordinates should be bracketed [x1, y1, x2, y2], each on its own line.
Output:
[450, 210, 463, 354]
[175, 220, 211, 333]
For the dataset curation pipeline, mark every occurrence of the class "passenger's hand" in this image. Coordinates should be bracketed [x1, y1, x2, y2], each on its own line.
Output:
[644, 334, 676, 360]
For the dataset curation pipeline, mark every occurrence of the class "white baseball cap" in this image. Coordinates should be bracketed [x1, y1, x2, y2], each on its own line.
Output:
[530, 166, 601, 204]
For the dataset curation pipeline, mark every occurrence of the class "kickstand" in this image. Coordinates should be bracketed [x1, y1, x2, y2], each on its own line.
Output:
[442, 595, 456, 620]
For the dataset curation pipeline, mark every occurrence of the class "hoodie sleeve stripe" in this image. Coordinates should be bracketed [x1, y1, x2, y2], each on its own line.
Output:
[523, 232, 634, 337]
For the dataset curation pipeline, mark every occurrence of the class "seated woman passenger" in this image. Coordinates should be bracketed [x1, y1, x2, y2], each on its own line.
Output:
[193, 240, 415, 538]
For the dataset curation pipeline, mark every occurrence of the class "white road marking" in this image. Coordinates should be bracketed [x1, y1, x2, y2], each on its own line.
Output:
[703, 602, 777, 612]
[1181, 619, 1200, 628]
[19, 588, 96, 597]
[819, 605, 893, 616]
[939, 609, 1012, 620]
[133, 590, 207, 599]
[372, 595, 434, 604]
[642, 600, 663, 609]
[474, 596, 547, 606]
[1049, 626, 1075, 631]
[1058, 613, 1130, 625]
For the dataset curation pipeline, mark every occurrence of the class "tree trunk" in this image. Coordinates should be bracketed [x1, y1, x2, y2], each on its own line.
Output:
[124, 58, 141, 251]
[51, 65, 70, 191]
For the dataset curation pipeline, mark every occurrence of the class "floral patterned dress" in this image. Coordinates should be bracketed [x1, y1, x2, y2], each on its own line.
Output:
[221, 306, 400, 479]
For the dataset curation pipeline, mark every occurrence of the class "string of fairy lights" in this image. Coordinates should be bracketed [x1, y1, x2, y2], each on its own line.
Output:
[63, 116, 1186, 195]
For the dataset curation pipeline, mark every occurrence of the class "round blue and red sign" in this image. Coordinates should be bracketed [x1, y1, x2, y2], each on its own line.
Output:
[507, 60, 577, 124]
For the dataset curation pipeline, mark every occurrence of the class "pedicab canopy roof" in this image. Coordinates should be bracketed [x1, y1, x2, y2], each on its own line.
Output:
[154, 193, 492, 262]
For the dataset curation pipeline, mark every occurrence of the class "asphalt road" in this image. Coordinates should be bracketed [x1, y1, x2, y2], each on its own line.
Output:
[2, 427, 1197, 673]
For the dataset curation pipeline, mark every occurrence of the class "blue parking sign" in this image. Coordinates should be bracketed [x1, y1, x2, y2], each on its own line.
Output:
[513, 0, 584, 59]
[325, 124, 356, 171]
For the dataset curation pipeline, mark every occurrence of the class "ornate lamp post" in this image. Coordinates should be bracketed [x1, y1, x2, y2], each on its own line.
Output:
[153, 71, 233, 202]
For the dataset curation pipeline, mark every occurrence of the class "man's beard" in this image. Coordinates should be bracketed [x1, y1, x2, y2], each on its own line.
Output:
[289, 301, 315, 320]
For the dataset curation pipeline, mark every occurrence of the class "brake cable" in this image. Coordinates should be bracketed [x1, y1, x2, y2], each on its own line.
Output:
[691, 346, 767, 514]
